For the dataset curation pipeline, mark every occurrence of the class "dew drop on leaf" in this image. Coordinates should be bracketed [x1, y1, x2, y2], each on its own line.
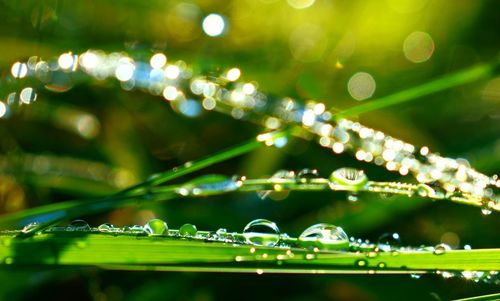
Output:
[67, 220, 91, 231]
[298, 223, 349, 250]
[377, 232, 401, 252]
[433, 243, 451, 255]
[296, 168, 319, 183]
[179, 223, 197, 237]
[98, 223, 114, 232]
[242, 219, 280, 247]
[21, 222, 40, 233]
[329, 167, 368, 190]
[144, 219, 168, 235]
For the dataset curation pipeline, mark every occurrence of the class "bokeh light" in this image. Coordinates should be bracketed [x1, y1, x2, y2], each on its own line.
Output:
[150, 53, 167, 69]
[19, 87, 37, 104]
[403, 31, 435, 63]
[11, 62, 28, 78]
[287, 0, 316, 9]
[0, 101, 6, 118]
[347, 72, 376, 100]
[202, 14, 226, 37]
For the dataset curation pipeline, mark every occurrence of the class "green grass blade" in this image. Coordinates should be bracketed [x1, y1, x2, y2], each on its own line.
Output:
[0, 233, 498, 274]
[453, 293, 500, 301]
[0, 132, 288, 233]
[335, 62, 498, 118]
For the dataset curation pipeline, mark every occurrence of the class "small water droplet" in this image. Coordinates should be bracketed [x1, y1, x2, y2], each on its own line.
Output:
[305, 253, 316, 260]
[144, 219, 168, 235]
[377, 232, 401, 252]
[433, 243, 451, 255]
[3, 257, 13, 265]
[66, 220, 91, 231]
[22, 222, 40, 233]
[179, 223, 197, 237]
[347, 192, 358, 202]
[258, 170, 295, 199]
[377, 262, 386, 268]
[124, 225, 147, 234]
[481, 207, 492, 216]
[98, 223, 114, 232]
[410, 274, 421, 279]
[296, 168, 319, 183]
[355, 259, 367, 267]
[367, 251, 378, 258]
[298, 223, 349, 250]
[329, 168, 368, 190]
[243, 219, 280, 247]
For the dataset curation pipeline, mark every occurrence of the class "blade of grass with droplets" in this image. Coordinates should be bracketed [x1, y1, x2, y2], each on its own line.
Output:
[335, 62, 498, 118]
[0, 232, 498, 274]
[0, 131, 288, 233]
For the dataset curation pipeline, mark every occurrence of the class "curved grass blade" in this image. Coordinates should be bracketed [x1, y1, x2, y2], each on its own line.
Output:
[335, 62, 498, 118]
[0, 131, 288, 234]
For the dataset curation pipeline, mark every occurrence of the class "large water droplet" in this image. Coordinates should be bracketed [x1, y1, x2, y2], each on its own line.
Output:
[329, 168, 368, 190]
[377, 232, 401, 252]
[183, 174, 238, 196]
[144, 219, 168, 235]
[433, 243, 451, 255]
[298, 223, 349, 250]
[243, 219, 280, 247]
[66, 220, 91, 231]
[296, 168, 319, 183]
[179, 223, 197, 237]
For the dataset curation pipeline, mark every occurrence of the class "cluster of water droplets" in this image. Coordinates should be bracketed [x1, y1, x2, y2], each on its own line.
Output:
[5, 218, 496, 282]
[1, 49, 497, 214]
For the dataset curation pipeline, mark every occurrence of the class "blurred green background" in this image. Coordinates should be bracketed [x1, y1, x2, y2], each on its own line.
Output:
[0, 0, 499, 300]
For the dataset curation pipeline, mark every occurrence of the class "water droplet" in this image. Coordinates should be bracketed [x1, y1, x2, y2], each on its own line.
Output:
[184, 174, 238, 196]
[305, 253, 316, 260]
[243, 219, 280, 247]
[377, 232, 401, 252]
[98, 223, 114, 232]
[296, 168, 319, 183]
[481, 206, 492, 216]
[179, 223, 197, 237]
[433, 243, 451, 255]
[377, 262, 386, 268]
[22, 222, 40, 233]
[4, 257, 13, 265]
[347, 192, 358, 202]
[410, 274, 421, 279]
[298, 223, 349, 250]
[66, 220, 91, 231]
[355, 259, 367, 267]
[258, 170, 295, 199]
[144, 219, 168, 235]
[367, 251, 378, 258]
[124, 225, 147, 234]
[329, 168, 368, 190]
